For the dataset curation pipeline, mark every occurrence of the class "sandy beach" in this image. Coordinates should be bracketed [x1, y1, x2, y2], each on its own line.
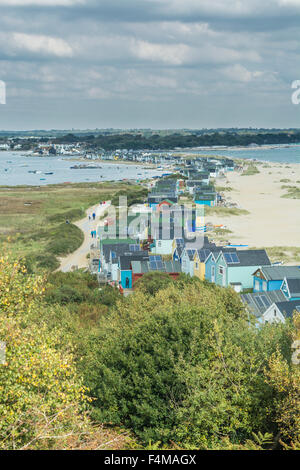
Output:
[207, 162, 300, 250]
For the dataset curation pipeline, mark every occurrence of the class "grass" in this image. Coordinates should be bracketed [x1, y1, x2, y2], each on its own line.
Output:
[281, 186, 300, 199]
[0, 181, 142, 272]
[210, 227, 233, 243]
[212, 228, 233, 235]
[205, 206, 250, 217]
[257, 246, 300, 264]
[215, 186, 233, 192]
[241, 164, 260, 176]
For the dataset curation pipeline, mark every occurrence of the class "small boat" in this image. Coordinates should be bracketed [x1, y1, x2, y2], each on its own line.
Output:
[70, 164, 102, 169]
[44, 172, 54, 175]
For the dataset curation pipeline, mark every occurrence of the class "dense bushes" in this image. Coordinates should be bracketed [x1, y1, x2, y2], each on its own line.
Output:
[111, 188, 148, 207]
[47, 223, 84, 256]
[1, 255, 299, 450]
[134, 271, 174, 296]
[46, 271, 121, 307]
[34, 253, 60, 271]
[81, 281, 298, 448]
[0, 256, 90, 450]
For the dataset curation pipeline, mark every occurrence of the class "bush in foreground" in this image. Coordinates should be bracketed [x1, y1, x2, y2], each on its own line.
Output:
[0, 256, 90, 450]
[82, 280, 297, 448]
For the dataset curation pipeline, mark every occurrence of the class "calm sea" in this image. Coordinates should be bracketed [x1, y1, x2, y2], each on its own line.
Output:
[1, 145, 300, 186]
[185, 144, 300, 163]
[0, 152, 165, 186]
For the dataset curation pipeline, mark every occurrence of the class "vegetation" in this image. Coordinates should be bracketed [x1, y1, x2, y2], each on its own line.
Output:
[0, 182, 143, 272]
[81, 277, 299, 449]
[0, 255, 90, 450]
[111, 187, 148, 207]
[0, 255, 299, 450]
[241, 164, 260, 176]
[281, 186, 300, 199]
[215, 186, 233, 192]
[49, 131, 300, 151]
[205, 206, 250, 217]
[262, 246, 300, 264]
[45, 271, 121, 309]
[134, 271, 174, 296]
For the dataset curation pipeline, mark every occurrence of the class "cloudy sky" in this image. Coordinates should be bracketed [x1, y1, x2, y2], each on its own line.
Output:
[0, 0, 300, 130]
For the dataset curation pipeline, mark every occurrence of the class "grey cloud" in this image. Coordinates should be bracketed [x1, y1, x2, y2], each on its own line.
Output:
[0, 0, 300, 129]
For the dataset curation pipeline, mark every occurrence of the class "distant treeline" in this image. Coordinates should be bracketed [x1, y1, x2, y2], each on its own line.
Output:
[52, 131, 300, 150]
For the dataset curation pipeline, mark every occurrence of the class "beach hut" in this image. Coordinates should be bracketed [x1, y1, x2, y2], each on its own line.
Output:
[252, 266, 300, 293]
[281, 277, 300, 301]
[212, 249, 271, 290]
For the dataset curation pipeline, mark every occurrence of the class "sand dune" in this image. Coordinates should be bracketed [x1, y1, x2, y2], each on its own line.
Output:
[207, 163, 300, 248]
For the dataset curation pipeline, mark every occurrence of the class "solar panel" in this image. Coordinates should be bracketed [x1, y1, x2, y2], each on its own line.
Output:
[224, 253, 239, 264]
[224, 253, 232, 263]
[260, 295, 270, 308]
[255, 297, 264, 308]
[149, 261, 157, 270]
[151, 256, 162, 261]
[230, 253, 239, 263]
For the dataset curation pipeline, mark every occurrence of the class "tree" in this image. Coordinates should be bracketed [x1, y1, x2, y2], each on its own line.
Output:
[134, 271, 174, 296]
[82, 281, 293, 447]
[265, 313, 300, 449]
[0, 255, 90, 450]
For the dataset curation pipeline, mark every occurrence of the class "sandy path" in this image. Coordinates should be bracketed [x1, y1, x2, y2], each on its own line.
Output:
[207, 163, 300, 248]
[59, 202, 110, 272]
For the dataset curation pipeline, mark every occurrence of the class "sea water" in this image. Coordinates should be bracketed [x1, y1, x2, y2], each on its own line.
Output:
[0, 152, 165, 186]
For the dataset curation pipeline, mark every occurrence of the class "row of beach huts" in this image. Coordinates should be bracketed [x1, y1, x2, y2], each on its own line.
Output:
[92, 156, 300, 326]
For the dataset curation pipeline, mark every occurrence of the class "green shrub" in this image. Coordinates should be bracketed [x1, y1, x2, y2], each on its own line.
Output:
[99, 285, 122, 306]
[47, 208, 85, 223]
[47, 223, 84, 256]
[134, 271, 174, 296]
[46, 285, 87, 304]
[34, 253, 60, 271]
[45, 272, 121, 307]
[83, 282, 293, 446]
